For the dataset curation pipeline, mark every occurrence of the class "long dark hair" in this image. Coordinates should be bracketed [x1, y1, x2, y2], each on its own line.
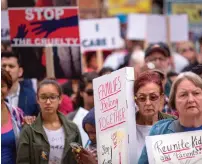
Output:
[75, 72, 98, 109]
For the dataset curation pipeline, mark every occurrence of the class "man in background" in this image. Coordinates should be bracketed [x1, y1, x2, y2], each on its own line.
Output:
[1, 52, 39, 116]
[144, 42, 172, 96]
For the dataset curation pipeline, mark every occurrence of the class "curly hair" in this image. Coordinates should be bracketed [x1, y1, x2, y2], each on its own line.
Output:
[1, 69, 13, 89]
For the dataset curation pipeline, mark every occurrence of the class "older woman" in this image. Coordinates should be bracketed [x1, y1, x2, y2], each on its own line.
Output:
[138, 72, 202, 163]
[77, 71, 175, 164]
[134, 71, 176, 162]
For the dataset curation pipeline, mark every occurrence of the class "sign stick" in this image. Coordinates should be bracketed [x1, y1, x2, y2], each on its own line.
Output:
[45, 47, 55, 78]
[166, 15, 175, 71]
[96, 50, 104, 72]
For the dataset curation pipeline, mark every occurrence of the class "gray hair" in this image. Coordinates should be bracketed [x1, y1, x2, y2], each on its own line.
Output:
[169, 72, 202, 109]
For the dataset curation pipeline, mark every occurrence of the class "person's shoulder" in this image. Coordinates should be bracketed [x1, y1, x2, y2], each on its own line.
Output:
[21, 124, 33, 135]
[60, 112, 79, 133]
[160, 112, 177, 120]
[150, 119, 175, 136]
[20, 86, 35, 94]
[66, 111, 77, 121]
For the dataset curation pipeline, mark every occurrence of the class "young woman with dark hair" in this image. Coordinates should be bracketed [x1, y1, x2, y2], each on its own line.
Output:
[17, 78, 81, 164]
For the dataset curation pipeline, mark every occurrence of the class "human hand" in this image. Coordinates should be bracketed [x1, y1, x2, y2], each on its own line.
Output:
[22, 116, 36, 125]
[15, 24, 28, 38]
[30, 15, 78, 38]
[31, 19, 60, 38]
[77, 149, 97, 164]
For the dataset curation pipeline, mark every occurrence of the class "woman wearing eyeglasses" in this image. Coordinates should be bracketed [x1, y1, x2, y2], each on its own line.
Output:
[17, 79, 82, 164]
[138, 72, 202, 164]
[134, 71, 176, 163]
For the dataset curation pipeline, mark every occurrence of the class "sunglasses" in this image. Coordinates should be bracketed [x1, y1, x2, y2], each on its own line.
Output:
[134, 94, 161, 102]
[181, 47, 194, 53]
[85, 89, 94, 96]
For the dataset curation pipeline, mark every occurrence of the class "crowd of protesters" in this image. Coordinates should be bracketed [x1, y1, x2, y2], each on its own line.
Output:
[1, 38, 202, 164]
[1, 0, 202, 164]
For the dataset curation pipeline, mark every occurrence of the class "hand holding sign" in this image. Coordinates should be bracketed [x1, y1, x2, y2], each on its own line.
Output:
[30, 15, 78, 38]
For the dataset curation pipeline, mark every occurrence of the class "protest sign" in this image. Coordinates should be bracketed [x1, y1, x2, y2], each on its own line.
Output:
[169, 15, 189, 42]
[147, 15, 167, 43]
[127, 14, 147, 40]
[146, 130, 202, 164]
[93, 67, 137, 164]
[73, 107, 89, 146]
[1, 10, 10, 41]
[127, 13, 188, 43]
[107, 0, 151, 16]
[80, 18, 123, 53]
[8, 7, 80, 47]
[165, 0, 202, 42]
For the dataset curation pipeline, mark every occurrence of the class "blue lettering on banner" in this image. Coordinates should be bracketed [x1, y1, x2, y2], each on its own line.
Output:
[1, 29, 10, 38]
[95, 24, 99, 32]
[82, 38, 106, 47]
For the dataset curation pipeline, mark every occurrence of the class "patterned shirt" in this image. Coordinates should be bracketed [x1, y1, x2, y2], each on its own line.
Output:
[6, 102, 24, 146]
[162, 97, 179, 117]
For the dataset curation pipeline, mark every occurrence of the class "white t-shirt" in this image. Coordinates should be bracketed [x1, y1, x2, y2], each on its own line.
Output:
[136, 124, 152, 162]
[43, 126, 65, 164]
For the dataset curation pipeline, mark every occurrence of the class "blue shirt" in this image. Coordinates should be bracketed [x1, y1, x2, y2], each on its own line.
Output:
[182, 126, 202, 132]
[1, 129, 16, 164]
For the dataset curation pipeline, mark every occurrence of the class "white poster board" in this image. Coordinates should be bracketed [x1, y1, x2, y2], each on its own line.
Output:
[146, 130, 202, 164]
[93, 67, 137, 164]
[80, 18, 123, 53]
[127, 13, 188, 43]
[147, 15, 167, 43]
[1, 10, 10, 41]
[73, 107, 89, 147]
[127, 14, 147, 40]
[170, 14, 189, 42]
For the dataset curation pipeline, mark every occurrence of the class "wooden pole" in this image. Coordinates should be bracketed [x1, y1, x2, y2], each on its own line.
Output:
[166, 15, 175, 71]
[45, 47, 55, 78]
[96, 50, 104, 72]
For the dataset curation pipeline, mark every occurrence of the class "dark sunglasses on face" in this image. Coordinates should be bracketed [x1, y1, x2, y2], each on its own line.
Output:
[181, 47, 194, 53]
[134, 93, 161, 102]
[85, 89, 94, 96]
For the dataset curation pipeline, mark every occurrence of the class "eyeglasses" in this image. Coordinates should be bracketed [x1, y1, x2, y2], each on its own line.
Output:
[181, 47, 194, 53]
[85, 89, 93, 96]
[134, 94, 161, 102]
[38, 95, 59, 103]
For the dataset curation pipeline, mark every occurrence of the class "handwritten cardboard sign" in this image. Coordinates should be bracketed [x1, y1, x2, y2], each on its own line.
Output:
[146, 130, 202, 164]
[8, 7, 80, 47]
[80, 18, 123, 53]
[127, 14, 188, 43]
[93, 67, 137, 164]
[1, 10, 10, 41]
